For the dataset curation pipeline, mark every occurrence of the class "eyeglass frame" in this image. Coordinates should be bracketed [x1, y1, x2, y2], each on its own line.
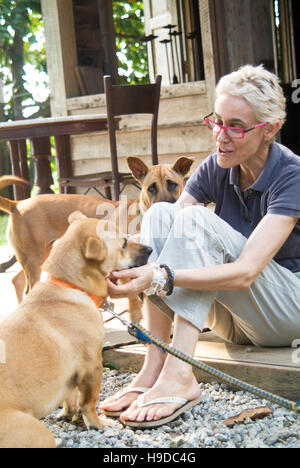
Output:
[204, 112, 268, 139]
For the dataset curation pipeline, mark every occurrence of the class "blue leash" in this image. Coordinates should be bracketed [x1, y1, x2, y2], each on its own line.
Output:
[103, 301, 300, 414]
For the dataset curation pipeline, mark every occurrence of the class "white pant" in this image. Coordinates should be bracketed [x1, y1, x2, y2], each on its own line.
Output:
[141, 203, 300, 347]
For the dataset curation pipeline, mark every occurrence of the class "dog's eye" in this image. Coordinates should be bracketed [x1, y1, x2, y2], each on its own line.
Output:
[148, 183, 157, 195]
[122, 238, 128, 249]
[167, 180, 178, 192]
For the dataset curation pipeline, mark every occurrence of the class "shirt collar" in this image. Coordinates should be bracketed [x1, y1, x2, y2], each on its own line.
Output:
[229, 143, 280, 192]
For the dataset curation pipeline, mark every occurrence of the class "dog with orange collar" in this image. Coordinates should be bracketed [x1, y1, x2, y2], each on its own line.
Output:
[0, 211, 152, 448]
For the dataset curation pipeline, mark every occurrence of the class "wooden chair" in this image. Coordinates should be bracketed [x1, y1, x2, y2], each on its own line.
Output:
[59, 75, 162, 200]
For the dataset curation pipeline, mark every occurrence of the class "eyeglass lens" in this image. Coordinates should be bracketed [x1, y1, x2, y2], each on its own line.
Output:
[206, 119, 243, 139]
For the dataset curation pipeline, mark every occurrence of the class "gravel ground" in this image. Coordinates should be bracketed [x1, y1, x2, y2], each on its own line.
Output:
[42, 369, 300, 449]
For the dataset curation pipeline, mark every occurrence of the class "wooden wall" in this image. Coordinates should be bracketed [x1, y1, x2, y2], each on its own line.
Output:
[66, 81, 215, 195]
[209, 0, 275, 81]
[41, 0, 218, 196]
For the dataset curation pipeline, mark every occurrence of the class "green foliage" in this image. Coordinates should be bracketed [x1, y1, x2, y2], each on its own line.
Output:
[113, 1, 149, 84]
[0, 0, 49, 121]
[0, 215, 8, 245]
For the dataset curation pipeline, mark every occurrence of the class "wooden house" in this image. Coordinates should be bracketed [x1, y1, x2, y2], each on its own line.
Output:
[41, 0, 300, 195]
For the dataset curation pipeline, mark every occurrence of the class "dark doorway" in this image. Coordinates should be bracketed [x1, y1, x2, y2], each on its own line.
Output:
[275, 0, 300, 154]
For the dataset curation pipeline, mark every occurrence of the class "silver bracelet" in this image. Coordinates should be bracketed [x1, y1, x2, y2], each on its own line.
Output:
[143, 262, 167, 297]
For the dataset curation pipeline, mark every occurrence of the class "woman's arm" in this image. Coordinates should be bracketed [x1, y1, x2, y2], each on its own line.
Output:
[107, 213, 298, 297]
[175, 190, 198, 208]
[175, 213, 298, 290]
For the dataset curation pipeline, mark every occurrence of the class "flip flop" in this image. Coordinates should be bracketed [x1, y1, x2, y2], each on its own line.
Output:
[121, 393, 202, 428]
[99, 387, 150, 417]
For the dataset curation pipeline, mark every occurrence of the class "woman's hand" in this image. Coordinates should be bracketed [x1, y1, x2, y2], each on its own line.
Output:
[106, 264, 154, 298]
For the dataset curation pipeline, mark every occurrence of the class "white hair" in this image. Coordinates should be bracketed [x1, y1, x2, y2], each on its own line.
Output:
[215, 65, 286, 128]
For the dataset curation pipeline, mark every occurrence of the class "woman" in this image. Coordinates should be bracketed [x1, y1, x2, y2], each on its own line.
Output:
[99, 65, 300, 428]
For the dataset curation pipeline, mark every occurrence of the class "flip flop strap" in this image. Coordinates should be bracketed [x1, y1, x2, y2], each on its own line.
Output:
[115, 387, 149, 398]
[137, 393, 187, 408]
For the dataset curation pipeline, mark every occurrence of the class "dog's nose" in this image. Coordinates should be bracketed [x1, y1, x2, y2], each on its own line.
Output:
[144, 246, 153, 257]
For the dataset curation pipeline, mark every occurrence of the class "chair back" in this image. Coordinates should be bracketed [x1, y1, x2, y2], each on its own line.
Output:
[104, 75, 161, 199]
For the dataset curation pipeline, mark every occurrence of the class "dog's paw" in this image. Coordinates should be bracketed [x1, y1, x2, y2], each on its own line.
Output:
[83, 413, 118, 430]
[56, 409, 75, 421]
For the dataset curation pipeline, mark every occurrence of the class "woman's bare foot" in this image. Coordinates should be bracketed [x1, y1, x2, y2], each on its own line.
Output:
[120, 312, 201, 425]
[99, 344, 166, 414]
[120, 365, 201, 424]
[100, 298, 173, 414]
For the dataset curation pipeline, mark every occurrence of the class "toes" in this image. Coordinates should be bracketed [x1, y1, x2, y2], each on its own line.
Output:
[145, 405, 158, 421]
[154, 404, 177, 420]
[120, 401, 139, 421]
[121, 402, 177, 423]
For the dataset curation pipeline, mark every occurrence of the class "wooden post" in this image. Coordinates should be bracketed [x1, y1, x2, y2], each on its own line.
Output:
[97, 0, 119, 84]
[41, 0, 79, 116]
[54, 134, 75, 194]
[9, 141, 24, 200]
[198, 0, 217, 110]
[30, 137, 54, 195]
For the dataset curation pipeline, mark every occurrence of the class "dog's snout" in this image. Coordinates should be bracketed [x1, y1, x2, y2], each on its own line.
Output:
[131, 244, 153, 268]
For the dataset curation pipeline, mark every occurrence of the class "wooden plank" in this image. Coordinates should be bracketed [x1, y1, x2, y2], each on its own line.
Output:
[69, 124, 211, 162]
[198, 0, 217, 114]
[67, 81, 207, 113]
[103, 328, 300, 401]
[72, 151, 207, 181]
[41, 0, 79, 116]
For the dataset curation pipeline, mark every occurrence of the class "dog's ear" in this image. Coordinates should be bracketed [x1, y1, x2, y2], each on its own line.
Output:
[171, 157, 194, 177]
[68, 211, 87, 224]
[127, 156, 149, 182]
[84, 236, 106, 261]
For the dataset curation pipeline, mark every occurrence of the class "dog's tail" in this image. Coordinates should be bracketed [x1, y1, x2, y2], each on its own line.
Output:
[0, 175, 29, 213]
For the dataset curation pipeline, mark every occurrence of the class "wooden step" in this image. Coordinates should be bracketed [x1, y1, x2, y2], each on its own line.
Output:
[103, 327, 300, 402]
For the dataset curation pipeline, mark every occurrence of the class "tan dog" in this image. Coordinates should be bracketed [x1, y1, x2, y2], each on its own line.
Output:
[0, 156, 193, 316]
[0, 212, 152, 448]
[127, 156, 194, 215]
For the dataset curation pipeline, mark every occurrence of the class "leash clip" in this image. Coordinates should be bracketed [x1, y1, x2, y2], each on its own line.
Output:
[100, 298, 132, 329]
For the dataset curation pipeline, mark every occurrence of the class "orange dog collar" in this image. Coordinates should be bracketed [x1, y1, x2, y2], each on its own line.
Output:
[43, 273, 105, 309]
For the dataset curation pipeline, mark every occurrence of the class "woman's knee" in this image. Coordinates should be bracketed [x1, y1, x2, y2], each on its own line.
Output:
[144, 201, 179, 219]
[141, 202, 179, 239]
[172, 205, 208, 242]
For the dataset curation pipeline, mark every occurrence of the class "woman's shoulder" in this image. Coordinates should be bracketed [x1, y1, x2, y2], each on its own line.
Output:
[268, 143, 300, 193]
[275, 142, 300, 167]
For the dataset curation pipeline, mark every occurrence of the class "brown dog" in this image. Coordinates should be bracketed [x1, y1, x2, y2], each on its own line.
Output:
[0, 212, 152, 448]
[0, 156, 194, 316]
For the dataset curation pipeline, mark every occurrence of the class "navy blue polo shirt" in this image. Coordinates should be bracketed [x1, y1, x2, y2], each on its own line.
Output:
[185, 143, 300, 273]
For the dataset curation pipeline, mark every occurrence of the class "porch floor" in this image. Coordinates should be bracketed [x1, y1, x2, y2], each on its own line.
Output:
[1, 245, 299, 403]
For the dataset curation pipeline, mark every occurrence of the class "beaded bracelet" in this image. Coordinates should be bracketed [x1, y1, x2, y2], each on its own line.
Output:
[159, 264, 175, 296]
[143, 263, 175, 298]
[143, 263, 167, 297]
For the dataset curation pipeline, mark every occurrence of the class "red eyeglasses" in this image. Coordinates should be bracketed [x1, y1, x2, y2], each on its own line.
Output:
[204, 113, 268, 139]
